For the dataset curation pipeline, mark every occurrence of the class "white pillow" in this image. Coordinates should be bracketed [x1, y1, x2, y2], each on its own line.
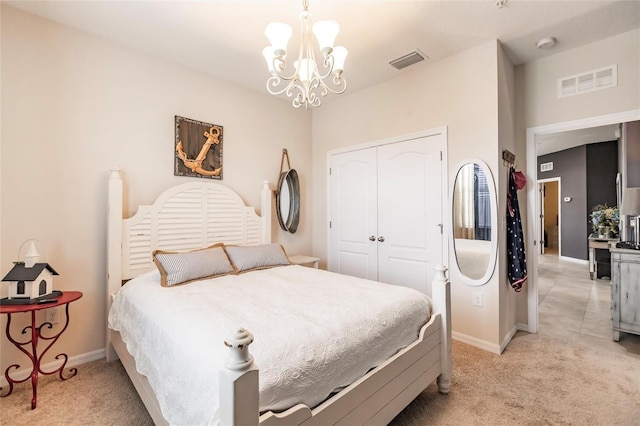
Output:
[153, 244, 235, 287]
[224, 244, 291, 273]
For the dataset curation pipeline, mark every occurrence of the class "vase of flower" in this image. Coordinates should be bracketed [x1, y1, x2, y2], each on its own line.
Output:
[591, 204, 619, 239]
[598, 225, 608, 238]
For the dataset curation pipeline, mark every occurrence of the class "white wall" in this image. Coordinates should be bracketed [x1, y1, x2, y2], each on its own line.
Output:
[0, 5, 312, 367]
[497, 42, 523, 345]
[520, 29, 640, 128]
[311, 41, 507, 351]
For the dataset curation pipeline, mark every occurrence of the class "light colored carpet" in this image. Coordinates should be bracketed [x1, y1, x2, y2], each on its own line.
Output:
[1, 331, 639, 425]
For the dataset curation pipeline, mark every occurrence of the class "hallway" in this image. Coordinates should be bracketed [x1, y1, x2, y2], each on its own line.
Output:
[537, 251, 640, 357]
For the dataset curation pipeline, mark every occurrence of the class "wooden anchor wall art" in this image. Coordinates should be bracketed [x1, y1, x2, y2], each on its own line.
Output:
[174, 115, 223, 179]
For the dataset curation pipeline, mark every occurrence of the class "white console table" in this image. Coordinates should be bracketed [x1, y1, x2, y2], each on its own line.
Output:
[610, 246, 640, 341]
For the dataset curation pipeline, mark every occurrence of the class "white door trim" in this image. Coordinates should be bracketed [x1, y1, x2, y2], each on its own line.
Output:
[525, 109, 640, 333]
[327, 126, 449, 272]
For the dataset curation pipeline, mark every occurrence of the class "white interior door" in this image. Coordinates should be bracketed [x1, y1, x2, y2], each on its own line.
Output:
[377, 136, 444, 295]
[329, 148, 378, 280]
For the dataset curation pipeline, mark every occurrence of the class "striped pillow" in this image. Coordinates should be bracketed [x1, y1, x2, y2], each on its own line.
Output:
[224, 243, 291, 273]
[153, 244, 235, 287]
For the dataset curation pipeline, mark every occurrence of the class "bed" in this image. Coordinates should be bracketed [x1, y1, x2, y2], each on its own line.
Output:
[105, 167, 451, 426]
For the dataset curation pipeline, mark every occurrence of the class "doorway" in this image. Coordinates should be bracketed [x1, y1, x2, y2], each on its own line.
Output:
[525, 109, 640, 333]
[539, 179, 560, 256]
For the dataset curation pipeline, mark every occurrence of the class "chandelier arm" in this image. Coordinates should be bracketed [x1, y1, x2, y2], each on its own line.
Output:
[314, 74, 347, 95]
[266, 76, 296, 96]
[312, 55, 334, 80]
[269, 56, 300, 82]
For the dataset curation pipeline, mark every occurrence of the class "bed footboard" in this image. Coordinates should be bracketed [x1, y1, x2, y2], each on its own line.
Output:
[220, 264, 452, 426]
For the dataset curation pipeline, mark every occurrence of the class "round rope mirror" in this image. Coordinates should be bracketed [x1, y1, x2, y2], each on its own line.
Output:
[276, 149, 300, 233]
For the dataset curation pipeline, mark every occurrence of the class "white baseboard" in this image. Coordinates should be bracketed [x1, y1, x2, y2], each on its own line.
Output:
[0, 348, 105, 388]
[452, 331, 501, 354]
[559, 255, 588, 265]
[454, 322, 530, 355]
[500, 324, 528, 353]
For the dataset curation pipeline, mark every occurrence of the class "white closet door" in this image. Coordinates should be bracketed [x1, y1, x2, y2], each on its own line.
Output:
[377, 136, 444, 295]
[329, 148, 378, 280]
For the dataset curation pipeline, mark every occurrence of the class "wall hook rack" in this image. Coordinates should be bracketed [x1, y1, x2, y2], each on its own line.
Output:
[502, 150, 516, 168]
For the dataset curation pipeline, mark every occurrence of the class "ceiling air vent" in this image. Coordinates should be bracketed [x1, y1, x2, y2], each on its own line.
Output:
[389, 49, 428, 70]
[557, 65, 617, 98]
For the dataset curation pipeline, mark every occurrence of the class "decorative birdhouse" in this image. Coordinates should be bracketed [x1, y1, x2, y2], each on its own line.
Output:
[1, 241, 59, 300]
[3, 263, 59, 299]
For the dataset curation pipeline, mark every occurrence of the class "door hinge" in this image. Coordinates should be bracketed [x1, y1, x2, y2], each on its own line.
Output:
[440, 151, 442, 161]
[329, 168, 332, 175]
[329, 221, 332, 229]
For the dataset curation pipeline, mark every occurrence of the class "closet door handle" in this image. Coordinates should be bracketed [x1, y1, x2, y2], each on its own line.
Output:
[369, 235, 376, 241]
[378, 236, 385, 242]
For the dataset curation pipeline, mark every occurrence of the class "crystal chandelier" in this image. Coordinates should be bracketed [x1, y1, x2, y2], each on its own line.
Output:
[263, 0, 348, 109]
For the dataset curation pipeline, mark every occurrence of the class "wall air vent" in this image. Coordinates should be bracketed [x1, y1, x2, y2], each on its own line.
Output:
[389, 49, 428, 70]
[557, 65, 617, 98]
[540, 162, 553, 172]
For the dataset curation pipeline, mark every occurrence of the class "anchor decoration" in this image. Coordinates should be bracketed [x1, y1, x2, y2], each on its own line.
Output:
[174, 116, 223, 179]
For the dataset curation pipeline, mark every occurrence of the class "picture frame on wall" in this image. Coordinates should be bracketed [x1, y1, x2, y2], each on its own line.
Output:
[174, 115, 223, 179]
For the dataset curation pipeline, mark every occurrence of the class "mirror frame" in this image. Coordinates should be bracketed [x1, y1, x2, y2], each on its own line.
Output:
[276, 168, 300, 233]
[449, 159, 498, 286]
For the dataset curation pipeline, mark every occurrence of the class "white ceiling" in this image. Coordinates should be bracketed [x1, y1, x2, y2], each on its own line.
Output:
[536, 124, 621, 156]
[6, 0, 640, 99]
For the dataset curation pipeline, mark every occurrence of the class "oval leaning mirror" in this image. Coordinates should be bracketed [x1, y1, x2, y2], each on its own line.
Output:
[276, 168, 300, 233]
[450, 160, 497, 286]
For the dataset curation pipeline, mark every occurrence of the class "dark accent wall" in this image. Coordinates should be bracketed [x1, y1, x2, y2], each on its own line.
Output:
[538, 141, 618, 260]
[538, 145, 587, 260]
[586, 141, 619, 212]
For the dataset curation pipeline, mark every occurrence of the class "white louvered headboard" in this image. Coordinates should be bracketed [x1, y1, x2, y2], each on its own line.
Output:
[106, 167, 272, 359]
[121, 181, 267, 278]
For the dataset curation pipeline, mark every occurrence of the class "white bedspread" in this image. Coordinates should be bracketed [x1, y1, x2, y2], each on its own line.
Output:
[108, 265, 431, 425]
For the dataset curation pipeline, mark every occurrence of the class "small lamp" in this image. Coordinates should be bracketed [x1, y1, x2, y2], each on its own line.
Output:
[621, 187, 640, 244]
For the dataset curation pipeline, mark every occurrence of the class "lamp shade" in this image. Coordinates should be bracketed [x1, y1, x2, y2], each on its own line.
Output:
[262, 47, 276, 74]
[332, 46, 348, 73]
[621, 187, 640, 216]
[24, 241, 40, 268]
[312, 20, 339, 55]
[265, 23, 292, 57]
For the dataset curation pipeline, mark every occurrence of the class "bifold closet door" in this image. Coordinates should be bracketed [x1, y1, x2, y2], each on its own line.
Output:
[329, 134, 444, 294]
[329, 147, 378, 280]
[377, 137, 443, 294]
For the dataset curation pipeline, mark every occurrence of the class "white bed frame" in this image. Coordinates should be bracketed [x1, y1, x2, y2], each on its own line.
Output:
[106, 167, 451, 426]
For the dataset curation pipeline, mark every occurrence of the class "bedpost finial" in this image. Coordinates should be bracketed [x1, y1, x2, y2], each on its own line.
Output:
[434, 263, 448, 282]
[223, 328, 255, 371]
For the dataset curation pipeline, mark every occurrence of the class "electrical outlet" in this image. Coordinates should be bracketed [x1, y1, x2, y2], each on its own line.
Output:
[472, 292, 483, 307]
[46, 307, 59, 324]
